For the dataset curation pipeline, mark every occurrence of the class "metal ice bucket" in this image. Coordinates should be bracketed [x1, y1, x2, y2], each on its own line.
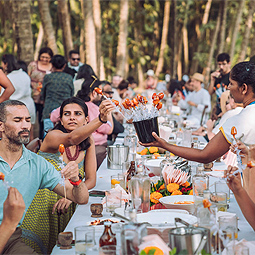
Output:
[107, 144, 129, 169]
[168, 218, 210, 254]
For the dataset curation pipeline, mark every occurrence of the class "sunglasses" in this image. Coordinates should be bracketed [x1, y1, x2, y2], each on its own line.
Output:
[72, 58, 80, 61]
[103, 91, 114, 94]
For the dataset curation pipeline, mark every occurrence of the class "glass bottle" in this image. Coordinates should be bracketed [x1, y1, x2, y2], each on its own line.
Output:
[192, 164, 209, 215]
[126, 161, 137, 182]
[160, 151, 172, 170]
[99, 222, 117, 247]
[129, 166, 151, 213]
[124, 134, 138, 161]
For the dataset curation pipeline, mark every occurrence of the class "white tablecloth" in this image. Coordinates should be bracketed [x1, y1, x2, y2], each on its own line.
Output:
[51, 143, 255, 254]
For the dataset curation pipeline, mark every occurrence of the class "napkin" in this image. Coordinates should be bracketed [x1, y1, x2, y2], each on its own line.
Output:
[139, 234, 171, 255]
[222, 239, 255, 255]
[102, 185, 130, 206]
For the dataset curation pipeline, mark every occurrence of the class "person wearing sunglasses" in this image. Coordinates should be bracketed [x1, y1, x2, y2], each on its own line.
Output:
[67, 50, 83, 74]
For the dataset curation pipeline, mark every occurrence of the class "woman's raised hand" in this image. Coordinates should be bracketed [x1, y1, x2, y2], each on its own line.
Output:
[99, 99, 115, 122]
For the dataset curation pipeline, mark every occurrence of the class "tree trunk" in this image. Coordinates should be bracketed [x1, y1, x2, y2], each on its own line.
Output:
[182, 0, 192, 74]
[229, 0, 245, 61]
[93, 0, 104, 79]
[58, 0, 73, 58]
[82, 0, 98, 74]
[172, 0, 178, 79]
[218, 0, 228, 54]
[12, 0, 34, 64]
[190, 0, 212, 74]
[155, 0, 170, 77]
[34, 23, 44, 60]
[238, 1, 255, 62]
[177, 33, 183, 80]
[38, 0, 58, 54]
[116, 0, 129, 78]
[204, 10, 221, 86]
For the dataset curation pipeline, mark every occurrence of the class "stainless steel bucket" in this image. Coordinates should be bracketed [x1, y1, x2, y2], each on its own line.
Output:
[168, 218, 210, 254]
[107, 145, 129, 169]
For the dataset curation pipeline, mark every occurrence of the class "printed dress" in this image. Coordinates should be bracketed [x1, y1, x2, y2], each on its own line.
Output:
[21, 151, 85, 254]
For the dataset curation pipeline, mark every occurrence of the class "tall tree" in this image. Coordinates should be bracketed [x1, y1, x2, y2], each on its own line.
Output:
[190, 0, 212, 74]
[93, 0, 105, 79]
[116, 0, 129, 78]
[82, 0, 97, 74]
[12, 0, 33, 63]
[38, 0, 58, 54]
[218, 0, 228, 54]
[172, 0, 178, 79]
[58, 0, 73, 58]
[238, 1, 255, 62]
[155, 0, 170, 77]
[204, 9, 221, 86]
[229, 0, 245, 61]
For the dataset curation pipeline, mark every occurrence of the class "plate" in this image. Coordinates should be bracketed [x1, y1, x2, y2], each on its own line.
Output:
[136, 210, 197, 226]
[114, 208, 189, 219]
[86, 217, 121, 229]
[159, 195, 194, 213]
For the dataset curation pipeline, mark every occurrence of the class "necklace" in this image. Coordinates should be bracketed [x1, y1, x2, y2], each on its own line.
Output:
[65, 145, 80, 161]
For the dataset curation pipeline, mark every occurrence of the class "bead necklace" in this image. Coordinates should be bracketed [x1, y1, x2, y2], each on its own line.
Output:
[65, 145, 80, 161]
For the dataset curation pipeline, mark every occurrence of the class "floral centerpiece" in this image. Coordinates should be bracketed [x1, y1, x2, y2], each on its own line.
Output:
[149, 165, 193, 209]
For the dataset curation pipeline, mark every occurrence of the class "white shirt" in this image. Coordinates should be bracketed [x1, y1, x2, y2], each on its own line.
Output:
[213, 107, 243, 134]
[1, 69, 36, 124]
[178, 88, 211, 126]
[220, 104, 255, 145]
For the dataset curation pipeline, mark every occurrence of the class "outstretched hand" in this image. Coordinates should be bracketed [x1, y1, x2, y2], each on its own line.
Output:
[99, 99, 115, 122]
[230, 140, 248, 155]
[138, 132, 166, 149]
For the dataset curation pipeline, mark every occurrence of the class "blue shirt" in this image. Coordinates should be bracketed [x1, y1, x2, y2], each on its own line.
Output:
[0, 145, 61, 226]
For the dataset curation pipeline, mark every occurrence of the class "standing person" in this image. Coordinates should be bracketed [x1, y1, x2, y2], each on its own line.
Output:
[67, 50, 83, 76]
[208, 53, 231, 118]
[1, 54, 36, 140]
[22, 97, 114, 253]
[144, 69, 157, 90]
[28, 47, 53, 139]
[41, 55, 74, 136]
[111, 74, 122, 102]
[0, 100, 90, 254]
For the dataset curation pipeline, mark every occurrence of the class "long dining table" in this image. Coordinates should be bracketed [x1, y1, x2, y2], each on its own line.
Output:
[51, 137, 255, 254]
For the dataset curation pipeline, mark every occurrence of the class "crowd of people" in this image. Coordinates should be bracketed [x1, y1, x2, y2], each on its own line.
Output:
[1, 47, 255, 254]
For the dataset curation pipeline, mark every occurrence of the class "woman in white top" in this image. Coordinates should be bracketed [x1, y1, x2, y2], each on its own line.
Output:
[1, 54, 36, 139]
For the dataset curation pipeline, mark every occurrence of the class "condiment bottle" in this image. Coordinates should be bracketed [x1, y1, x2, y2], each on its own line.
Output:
[126, 161, 137, 182]
[99, 222, 117, 247]
[129, 166, 150, 213]
[192, 164, 209, 215]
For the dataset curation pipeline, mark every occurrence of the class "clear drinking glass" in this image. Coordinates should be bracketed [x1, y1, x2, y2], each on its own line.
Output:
[74, 226, 95, 255]
[215, 180, 230, 203]
[210, 192, 228, 212]
[105, 190, 122, 213]
[110, 174, 126, 190]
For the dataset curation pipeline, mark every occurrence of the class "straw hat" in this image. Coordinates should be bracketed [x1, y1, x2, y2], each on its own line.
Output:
[191, 73, 204, 83]
[147, 69, 155, 76]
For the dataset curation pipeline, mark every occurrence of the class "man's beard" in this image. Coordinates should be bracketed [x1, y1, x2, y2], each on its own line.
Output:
[6, 129, 30, 145]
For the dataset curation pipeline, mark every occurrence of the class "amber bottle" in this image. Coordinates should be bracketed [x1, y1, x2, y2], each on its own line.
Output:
[99, 222, 117, 247]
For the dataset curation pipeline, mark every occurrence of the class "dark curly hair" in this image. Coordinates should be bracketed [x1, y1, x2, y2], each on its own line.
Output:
[53, 97, 90, 151]
[230, 61, 255, 94]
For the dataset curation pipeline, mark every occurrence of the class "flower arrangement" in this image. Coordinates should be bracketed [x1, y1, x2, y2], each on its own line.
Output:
[138, 147, 160, 156]
[150, 179, 193, 207]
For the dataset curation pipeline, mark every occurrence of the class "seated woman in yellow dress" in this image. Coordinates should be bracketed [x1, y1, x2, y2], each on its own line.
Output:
[21, 97, 114, 254]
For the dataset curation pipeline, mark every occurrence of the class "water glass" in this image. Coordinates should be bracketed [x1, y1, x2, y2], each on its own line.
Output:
[210, 192, 228, 212]
[176, 130, 183, 145]
[219, 215, 238, 240]
[182, 130, 192, 147]
[74, 226, 95, 255]
[105, 190, 122, 213]
[215, 180, 230, 203]
[110, 174, 126, 190]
